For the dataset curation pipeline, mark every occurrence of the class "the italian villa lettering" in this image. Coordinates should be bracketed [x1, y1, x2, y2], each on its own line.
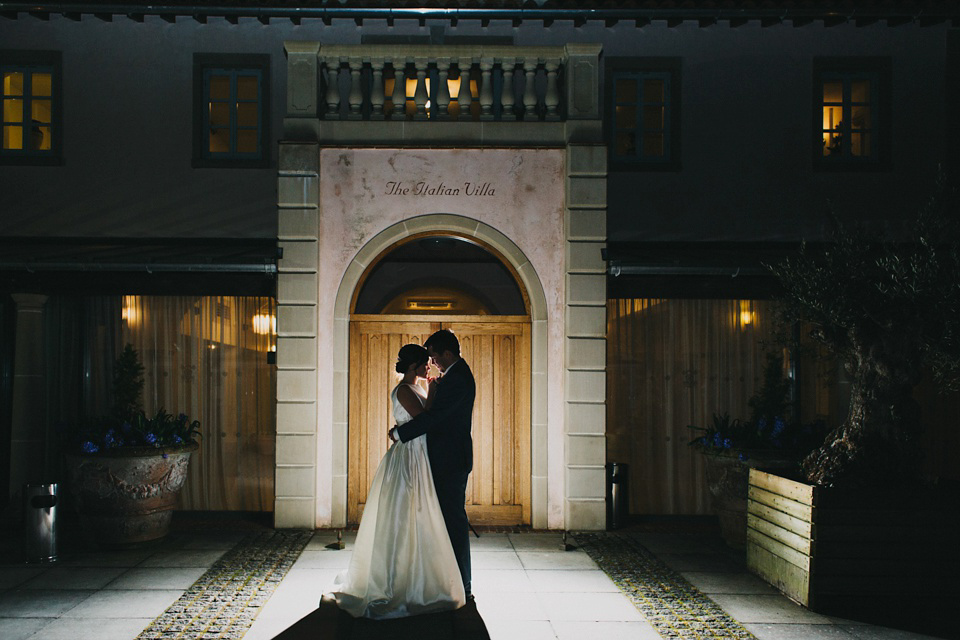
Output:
[384, 181, 496, 197]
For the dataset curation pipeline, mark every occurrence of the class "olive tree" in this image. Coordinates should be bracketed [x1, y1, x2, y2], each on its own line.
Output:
[769, 183, 960, 488]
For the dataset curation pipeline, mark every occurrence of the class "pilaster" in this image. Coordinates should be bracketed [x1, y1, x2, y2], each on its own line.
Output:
[275, 142, 320, 529]
[564, 144, 607, 531]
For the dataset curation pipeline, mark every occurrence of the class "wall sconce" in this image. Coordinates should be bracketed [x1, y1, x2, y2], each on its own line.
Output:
[253, 306, 277, 359]
[407, 299, 455, 311]
[252, 312, 276, 335]
[739, 300, 755, 327]
[122, 295, 140, 326]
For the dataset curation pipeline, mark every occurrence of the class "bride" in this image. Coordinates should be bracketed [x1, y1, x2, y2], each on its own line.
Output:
[329, 343, 466, 619]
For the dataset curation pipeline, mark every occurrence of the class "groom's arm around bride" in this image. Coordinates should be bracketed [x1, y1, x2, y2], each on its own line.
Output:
[395, 366, 474, 476]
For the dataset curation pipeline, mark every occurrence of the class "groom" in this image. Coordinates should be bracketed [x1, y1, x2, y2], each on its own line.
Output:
[390, 329, 475, 599]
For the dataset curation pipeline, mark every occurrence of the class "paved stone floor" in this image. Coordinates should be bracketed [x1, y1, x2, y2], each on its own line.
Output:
[0, 514, 952, 640]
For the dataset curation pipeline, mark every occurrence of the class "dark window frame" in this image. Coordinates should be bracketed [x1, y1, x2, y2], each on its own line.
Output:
[193, 53, 271, 169]
[0, 50, 63, 166]
[605, 57, 682, 172]
[812, 57, 891, 172]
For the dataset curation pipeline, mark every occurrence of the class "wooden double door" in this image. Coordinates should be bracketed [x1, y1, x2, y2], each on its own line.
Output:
[348, 315, 531, 525]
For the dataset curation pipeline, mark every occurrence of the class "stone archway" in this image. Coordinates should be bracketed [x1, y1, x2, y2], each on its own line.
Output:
[332, 215, 549, 528]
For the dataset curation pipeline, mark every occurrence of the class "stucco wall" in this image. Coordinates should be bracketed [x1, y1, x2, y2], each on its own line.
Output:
[316, 147, 567, 528]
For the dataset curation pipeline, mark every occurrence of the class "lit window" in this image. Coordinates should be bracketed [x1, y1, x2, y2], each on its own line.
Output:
[194, 54, 270, 168]
[814, 59, 889, 169]
[1, 50, 61, 165]
[607, 59, 681, 171]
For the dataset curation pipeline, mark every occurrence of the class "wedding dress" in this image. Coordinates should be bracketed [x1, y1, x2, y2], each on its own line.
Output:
[329, 382, 465, 619]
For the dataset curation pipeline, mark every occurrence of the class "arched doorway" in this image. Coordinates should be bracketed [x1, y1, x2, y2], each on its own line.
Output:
[347, 234, 532, 525]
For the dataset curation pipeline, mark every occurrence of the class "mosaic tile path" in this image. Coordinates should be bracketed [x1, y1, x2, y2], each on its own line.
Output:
[575, 531, 756, 640]
[136, 530, 312, 640]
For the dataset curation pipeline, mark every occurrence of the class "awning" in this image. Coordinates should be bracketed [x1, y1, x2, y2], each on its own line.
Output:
[0, 237, 278, 296]
[603, 241, 798, 299]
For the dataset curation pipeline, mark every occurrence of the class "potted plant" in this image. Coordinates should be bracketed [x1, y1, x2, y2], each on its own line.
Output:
[689, 352, 828, 547]
[745, 182, 960, 618]
[64, 344, 201, 547]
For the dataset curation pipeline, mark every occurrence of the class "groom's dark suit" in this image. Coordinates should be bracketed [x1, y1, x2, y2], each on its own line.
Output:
[396, 358, 475, 596]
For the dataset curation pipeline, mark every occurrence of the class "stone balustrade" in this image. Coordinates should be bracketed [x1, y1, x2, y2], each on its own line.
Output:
[321, 44, 564, 121]
[285, 42, 603, 134]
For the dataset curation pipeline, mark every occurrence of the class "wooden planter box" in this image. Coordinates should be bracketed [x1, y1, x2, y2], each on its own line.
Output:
[746, 468, 959, 615]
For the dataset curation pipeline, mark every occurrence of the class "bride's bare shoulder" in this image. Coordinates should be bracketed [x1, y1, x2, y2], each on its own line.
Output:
[395, 383, 425, 415]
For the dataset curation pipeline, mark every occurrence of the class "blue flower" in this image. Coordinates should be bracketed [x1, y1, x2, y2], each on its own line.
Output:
[104, 429, 121, 448]
[738, 452, 748, 462]
[81, 441, 99, 454]
[173, 435, 183, 445]
[145, 432, 157, 446]
[722, 438, 733, 449]
[772, 417, 786, 438]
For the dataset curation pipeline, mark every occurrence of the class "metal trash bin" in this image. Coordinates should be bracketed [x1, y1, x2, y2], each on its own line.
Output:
[23, 483, 58, 563]
[605, 463, 629, 530]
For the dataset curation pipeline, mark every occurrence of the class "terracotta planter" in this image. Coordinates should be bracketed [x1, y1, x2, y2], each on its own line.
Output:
[702, 451, 797, 548]
[64, 442, 198, 547]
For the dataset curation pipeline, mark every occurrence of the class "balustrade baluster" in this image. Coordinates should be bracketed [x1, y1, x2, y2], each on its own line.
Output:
[347, 57, 363, 120]
[500, 58, 516, 121]
[522, 59, 538, 120]
[545, 59, 560, 121]
[413, 58, 428, 120]
[370, 58, 385, 120]
[324, 60, 341, 119]
[457, 62, 472, 120]
[436, 58, 452, 118]
[479, 59, 494, 120]
[389, 62, 405, 119]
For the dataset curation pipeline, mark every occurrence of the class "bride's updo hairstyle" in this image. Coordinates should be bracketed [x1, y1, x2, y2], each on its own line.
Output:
[395, 344, 429, 374]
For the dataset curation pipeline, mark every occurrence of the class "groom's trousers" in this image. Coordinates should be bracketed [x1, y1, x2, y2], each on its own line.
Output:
[434, 470, 471, 597]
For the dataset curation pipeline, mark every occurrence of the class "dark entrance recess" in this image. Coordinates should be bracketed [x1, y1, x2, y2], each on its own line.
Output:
[354, 236, 526, 315]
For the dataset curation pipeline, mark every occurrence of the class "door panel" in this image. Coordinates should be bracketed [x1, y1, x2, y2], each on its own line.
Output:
[348, 319, 437, 524]
[348, 315, 531, 525]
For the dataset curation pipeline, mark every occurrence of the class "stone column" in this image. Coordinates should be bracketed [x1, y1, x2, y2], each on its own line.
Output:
[275, 143, 320, 529]
[9, 294, 48, 506]
[563, 145, 608, 531]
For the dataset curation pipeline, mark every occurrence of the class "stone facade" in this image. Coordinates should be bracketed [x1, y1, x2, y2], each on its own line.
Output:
[274, 42, 608, 530]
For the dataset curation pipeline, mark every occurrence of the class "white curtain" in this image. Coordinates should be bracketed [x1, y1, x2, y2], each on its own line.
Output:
[120, 295, 276, 511]
[606, 298, 778, 515]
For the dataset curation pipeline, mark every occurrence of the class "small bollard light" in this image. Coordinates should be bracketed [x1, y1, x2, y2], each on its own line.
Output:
[560, 530, 576, 551]
[324, 529, 345, 550]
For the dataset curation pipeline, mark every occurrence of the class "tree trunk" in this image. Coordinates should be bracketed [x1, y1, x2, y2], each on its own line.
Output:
[802, 346, 922, 488]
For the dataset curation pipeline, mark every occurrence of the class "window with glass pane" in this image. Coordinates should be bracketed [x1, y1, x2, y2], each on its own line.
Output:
[203, 68, 262, 159]
[2, 64, 55, 156]
[814, 59, 888, 169]
[613, 71, 671, 163]
[820, 74, 876, 160]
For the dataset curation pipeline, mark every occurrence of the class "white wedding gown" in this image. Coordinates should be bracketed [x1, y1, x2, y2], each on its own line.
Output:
[329, 382, 465, 619]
